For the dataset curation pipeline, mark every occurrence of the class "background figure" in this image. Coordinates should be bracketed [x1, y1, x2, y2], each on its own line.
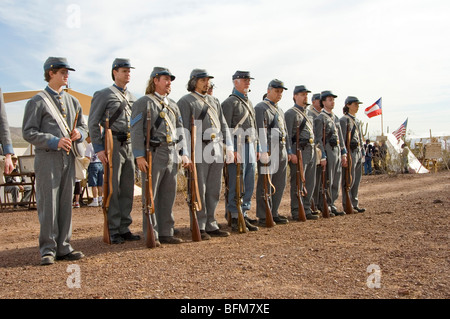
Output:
[372, 141, 380, 174]
[363, 139, 373, 175]
[401, 143, 409, 173]
[4, 155, 32, 207]
[73, 179, 81, 208]
[0, 87, 15, 175]
[85, 136, 103, 207]
[379, 140, 388, 173]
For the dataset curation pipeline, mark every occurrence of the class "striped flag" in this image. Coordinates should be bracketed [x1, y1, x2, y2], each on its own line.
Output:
[365, 98, 382, 118]
[392, 118, 408, 141]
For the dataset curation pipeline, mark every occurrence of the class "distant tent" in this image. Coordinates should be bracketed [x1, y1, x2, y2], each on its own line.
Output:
[385, 133, 429, 174]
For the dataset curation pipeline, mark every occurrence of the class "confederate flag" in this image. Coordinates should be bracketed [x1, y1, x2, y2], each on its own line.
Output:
[365, 98, 382, 118]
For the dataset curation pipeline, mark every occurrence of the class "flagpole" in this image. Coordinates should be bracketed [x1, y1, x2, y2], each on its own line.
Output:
[381, 97, 384, 136]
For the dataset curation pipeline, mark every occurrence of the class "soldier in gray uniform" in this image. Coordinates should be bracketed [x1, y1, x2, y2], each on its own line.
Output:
[177, 69, 234, 240]
[0, 88, 15, 174]
[255, 79, 290, 226]
[307, 93, 322, 215]
[22, 57, 88, 265]
[221, 71, 259, 232]
[88, 58, 140, 244]
[340, 96, 366, 213]
[314, 91, 348, 217]
[131, 67, 190, 245]
[285, 86, 318, 221]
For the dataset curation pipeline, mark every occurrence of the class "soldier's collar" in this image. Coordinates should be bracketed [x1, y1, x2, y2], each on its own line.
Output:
[294, 104, 306, 112]
[194, 91, 207, 99]
[322, 109, 333, 117]
[264, 98, 277, 107]
[113, 83, 127, 94]
[232, 88, 247, 100]
[45, 85, 64, 97]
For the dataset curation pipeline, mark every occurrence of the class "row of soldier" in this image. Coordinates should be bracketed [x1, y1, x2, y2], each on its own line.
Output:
[19, 57, 365, 266]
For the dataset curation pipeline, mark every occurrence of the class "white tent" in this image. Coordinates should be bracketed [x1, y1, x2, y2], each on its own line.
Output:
[385, 133, 429, 174]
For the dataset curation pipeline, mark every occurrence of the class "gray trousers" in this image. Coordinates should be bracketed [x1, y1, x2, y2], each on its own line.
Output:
[289, 144, 316, 218]
[195, 142, 223, 232]
[141, 145, 178, 239]
[35, 150, 75, 258]
[226, 142, 256, 218]
[325, 143, 342, 211]
[108, 138, 135, 236]
[256, 145, 288, 219]
[342, 148, 363, 209]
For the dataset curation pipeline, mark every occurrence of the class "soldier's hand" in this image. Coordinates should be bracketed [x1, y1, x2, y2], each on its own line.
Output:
[320, 158, 327, 167]
[97, 150, 108, 166]
[181, 155, 191, 169]
[70, 128, 81, 141]
[136, 157, 148, 173]
[58, 137, 72, 153]
[341, 155, 348, 168]
[290, 154, 298, 164]
[226, 150, 234, 164]
[260, 152, 270, 164]
[234, 151, 242, 164]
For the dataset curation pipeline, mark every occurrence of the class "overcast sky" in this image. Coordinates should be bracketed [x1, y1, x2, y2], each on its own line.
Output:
[1, 0, 449, 138]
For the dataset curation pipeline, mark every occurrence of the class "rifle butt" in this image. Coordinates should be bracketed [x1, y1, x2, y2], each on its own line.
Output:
[145, 211, 157, 248]
[344, 189, 354, 215]
[102, 209, 111, 244]
[191, 210, 202, 242]
[297, 199, 307, 222]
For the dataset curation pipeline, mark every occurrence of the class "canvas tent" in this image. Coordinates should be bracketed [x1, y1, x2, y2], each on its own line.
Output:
[3, 89, 92, 115]
[385, 133, 429, 174]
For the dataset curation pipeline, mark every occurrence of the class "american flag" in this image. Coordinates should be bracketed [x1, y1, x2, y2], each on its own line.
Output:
[392, 118, 408, 141]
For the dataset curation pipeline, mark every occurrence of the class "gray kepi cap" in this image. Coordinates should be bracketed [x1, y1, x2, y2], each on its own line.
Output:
[345, 96, 363, 105]
[268, 79, 288, 90]
[311, 93, 321, 101]
[320, 90, 338, 99]
[150, 67, 176, 81]
[232, 70, 254, 80]
[43, 57, 75, 71]
[190, 69, 214, 79]
[112, 58, 135, 70]
[293, 85, 311, 94]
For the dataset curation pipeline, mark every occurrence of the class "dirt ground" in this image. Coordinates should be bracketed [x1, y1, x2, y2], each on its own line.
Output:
[0, 171, 449, 301]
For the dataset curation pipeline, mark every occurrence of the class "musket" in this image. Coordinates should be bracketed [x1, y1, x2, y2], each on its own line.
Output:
[144, 108, 157, 248]
[262, 118, 275, 227]
[186, 116, 202, 242]
[343, 117, 354, 215]
[223, 164, 231, 227]
[236, 135, 247, 233]
[102, 112, 113, 244]
[321, 120, 330, 218]
[295, 122, 307, 222]
[67, 110, 79, 155]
